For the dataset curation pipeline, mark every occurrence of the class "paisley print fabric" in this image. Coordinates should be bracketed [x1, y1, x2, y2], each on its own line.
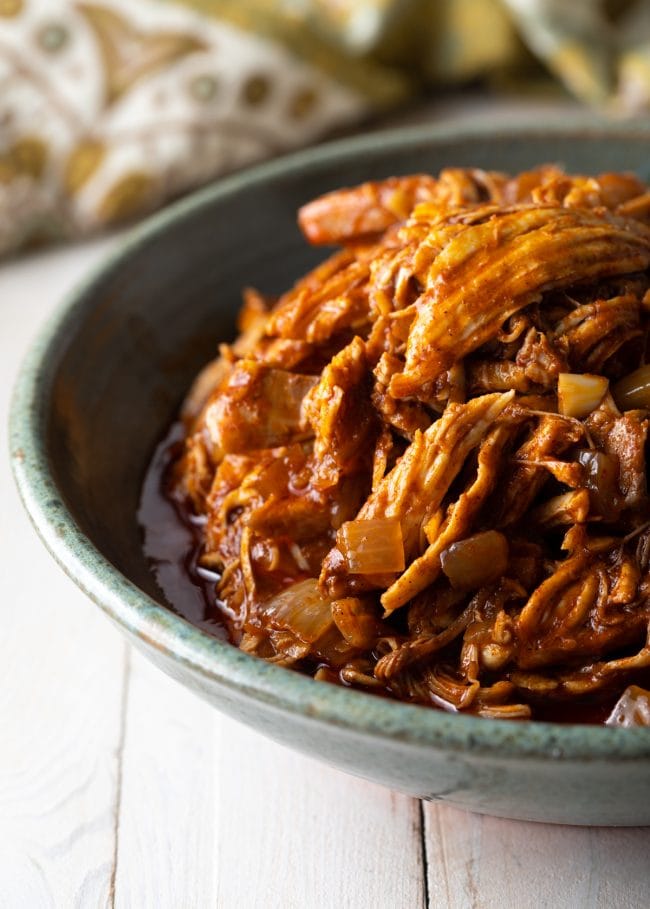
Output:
[1, 0, 649, 256]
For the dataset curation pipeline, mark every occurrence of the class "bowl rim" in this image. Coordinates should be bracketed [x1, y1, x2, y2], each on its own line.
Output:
[10, 116, 650, 761]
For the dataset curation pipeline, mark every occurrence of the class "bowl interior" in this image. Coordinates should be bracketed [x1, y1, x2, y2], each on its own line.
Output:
[42, 126, 650, 614]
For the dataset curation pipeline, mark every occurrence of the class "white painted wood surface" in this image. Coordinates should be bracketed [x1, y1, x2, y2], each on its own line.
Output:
[1, 230, 649, 909]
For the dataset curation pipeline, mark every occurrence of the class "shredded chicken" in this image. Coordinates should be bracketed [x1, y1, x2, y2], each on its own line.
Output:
[169, 166, 650, 723]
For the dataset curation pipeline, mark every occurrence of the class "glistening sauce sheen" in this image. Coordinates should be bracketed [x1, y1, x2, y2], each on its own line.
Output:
[139, 424, 621, 724]
[138, 423, 228, 641]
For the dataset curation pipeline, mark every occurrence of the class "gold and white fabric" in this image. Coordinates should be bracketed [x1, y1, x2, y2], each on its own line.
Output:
[2, 0, 650, 256]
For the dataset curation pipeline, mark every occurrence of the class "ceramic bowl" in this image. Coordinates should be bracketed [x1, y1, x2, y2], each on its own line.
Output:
[11, 120, 650, 825]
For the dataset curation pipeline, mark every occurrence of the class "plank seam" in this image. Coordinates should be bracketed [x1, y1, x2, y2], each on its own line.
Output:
[109, 643, 132, 908]
[419, 800, 431, 908]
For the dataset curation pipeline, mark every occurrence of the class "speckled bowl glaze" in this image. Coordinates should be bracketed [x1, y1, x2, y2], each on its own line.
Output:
[11, 120, 650, 825]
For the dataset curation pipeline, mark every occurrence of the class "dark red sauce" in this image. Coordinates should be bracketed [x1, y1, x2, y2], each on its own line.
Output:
[138, 422, 228, 641]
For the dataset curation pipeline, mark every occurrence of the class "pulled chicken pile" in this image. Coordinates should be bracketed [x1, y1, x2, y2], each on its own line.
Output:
[171, 166, 650, 722]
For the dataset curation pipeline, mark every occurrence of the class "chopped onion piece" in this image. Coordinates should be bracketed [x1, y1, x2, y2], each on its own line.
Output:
[577, 449, 620, 520]
[557, 372, 608, 418]
[337, 518, 405, 574]
[613, 365, 650, 411]
[605, 685, 650, 728]
[440, 531, 509, 591]
[262, 578, 333, 643]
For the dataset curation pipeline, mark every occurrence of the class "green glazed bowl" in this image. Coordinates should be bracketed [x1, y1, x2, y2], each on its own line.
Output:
[10, 120, 650, 825]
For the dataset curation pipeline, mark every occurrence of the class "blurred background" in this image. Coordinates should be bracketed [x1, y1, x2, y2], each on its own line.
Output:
[2, 0, 650, 258]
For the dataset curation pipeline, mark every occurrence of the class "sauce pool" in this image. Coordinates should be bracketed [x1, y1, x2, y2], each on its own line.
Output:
[138, 422, 229, 641]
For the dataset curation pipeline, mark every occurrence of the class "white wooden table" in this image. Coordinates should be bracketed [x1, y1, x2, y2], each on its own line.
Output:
[2, 235, 650, 909]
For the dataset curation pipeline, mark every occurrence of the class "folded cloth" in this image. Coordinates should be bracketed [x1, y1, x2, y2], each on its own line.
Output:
[1, 0, 649, 257]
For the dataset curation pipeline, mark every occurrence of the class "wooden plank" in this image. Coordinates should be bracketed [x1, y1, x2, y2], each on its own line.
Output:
[423, 803, 650, 909]
[0, 241, 127, 908]
[112, 650, 219, 908]
[113, 648, 425, 909]
[215, 718, 426, 909]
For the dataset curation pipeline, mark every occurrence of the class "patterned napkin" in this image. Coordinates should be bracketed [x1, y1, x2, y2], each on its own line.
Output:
[1, 0, 649, 257]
